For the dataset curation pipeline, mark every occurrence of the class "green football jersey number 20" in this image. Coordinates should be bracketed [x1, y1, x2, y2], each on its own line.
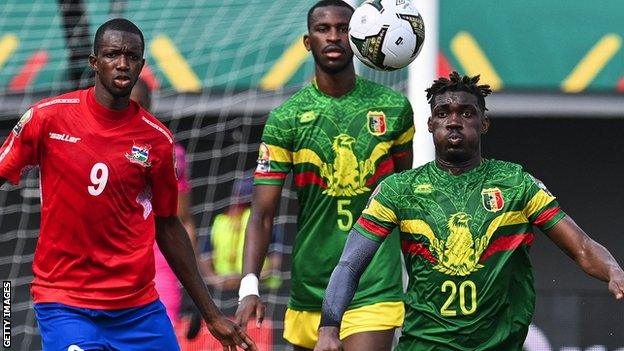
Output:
[337, 199, 353, 231]
[440, 280, 478, 317]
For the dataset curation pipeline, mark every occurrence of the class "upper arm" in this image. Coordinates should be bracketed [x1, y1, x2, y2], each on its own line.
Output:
[544, 215, 590, 260]
[150, 141, 178, 217]
[391, 97, 415, 171]
[250, 184, 283, 221]
[0, 107, 44, 184]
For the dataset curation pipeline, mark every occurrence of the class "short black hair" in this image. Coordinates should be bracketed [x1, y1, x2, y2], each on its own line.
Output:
[93, 18, 144, 55]
[426, 71, 492, 112]
[307, 0, 354, 30]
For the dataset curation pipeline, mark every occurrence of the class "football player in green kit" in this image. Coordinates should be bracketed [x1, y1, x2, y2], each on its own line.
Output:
[235, 1, 415, 350]
[315, 72, 624, 351]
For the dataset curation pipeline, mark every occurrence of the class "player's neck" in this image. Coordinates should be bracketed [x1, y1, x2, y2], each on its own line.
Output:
[93, 85, 131, 111]
[314, 66, 356, 98]
[435, 155, 483, 175]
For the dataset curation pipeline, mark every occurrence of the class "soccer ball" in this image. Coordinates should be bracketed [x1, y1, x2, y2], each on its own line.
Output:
[349, 0, 425, 71]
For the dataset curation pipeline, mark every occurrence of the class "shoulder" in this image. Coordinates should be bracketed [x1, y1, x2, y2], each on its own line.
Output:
[138, 109, 174, 146]
[484, 159, 527, 183]
[357, 77, 409, 104]
[269, 85, 315, 120]
[32, 89, 83, 116]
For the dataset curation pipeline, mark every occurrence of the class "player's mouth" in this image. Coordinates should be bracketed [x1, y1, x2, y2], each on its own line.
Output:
[447, 132, 463, 144]
[113, 75, 132, 89]
[323, 45, 345, 59]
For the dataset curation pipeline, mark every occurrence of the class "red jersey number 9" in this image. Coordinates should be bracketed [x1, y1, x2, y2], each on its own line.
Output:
[88, 163, 109, 196]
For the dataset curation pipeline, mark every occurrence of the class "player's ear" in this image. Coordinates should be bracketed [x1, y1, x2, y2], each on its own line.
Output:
[481, 115, 490, 134]
[88, 54, 98, 72]
[427, 116, 433, 133]
[303, 34, 311, 51]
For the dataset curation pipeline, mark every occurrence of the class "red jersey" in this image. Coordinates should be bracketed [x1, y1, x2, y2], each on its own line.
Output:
[0, 88, 178, 309]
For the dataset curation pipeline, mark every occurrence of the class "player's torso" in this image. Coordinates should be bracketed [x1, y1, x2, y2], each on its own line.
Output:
[396, 161, 534, 350]
[40, 103, 158, 229]
[283, 80, 407, 309]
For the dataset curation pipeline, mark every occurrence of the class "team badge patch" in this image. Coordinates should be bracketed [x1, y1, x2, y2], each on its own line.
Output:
[414, 183, 434, 194]
[367, 111, 387, 136]
[13, 108, 33, 137]
[481, 188, 504, 212]
[256, 142, 270, 173]
[125, 143, 152, 167]
[299, 111, 317, 123]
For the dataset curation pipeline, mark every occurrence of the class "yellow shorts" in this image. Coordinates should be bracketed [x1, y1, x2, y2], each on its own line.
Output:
[283, 301, 404, 349]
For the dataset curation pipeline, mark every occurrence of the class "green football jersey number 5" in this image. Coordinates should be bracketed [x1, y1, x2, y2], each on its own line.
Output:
[337, 199, 353, 231]
[440, 280, 478, 317]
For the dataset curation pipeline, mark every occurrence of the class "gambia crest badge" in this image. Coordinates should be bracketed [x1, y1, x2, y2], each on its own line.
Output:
[126, 143, 152, 167]
[481, 188, 504, 212]
[367, 111, 387, 136]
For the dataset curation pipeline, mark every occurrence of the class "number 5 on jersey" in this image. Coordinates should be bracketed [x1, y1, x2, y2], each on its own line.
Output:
[337, 199, 353, 231]
[88, 163, 109, 196]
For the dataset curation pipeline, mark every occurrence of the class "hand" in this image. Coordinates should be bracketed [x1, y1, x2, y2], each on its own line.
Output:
[314, 326, 342, 351]
[206, 315, 258, 351]
[608, 268, 624, 300]
[235, 295, 266, 329]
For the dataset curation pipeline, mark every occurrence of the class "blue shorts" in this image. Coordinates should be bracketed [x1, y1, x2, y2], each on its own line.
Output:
[34, 300, 180, 351]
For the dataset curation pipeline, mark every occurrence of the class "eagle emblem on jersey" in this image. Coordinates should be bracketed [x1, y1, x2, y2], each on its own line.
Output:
[430, 212, 492, 276]
[320, 134, 375, 197]
[481, 188, 504, 212]
[125, 143, 152, 167]
[367, 111, 387, 136]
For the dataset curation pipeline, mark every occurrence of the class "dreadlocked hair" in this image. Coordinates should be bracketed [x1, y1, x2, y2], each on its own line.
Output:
[425, 71, 492, 112]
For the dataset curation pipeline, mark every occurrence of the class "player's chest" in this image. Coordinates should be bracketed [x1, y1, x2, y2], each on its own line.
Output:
[42, 121, 157, 187]
[292, 104, 402, 159]
[403, 180, 526, 240]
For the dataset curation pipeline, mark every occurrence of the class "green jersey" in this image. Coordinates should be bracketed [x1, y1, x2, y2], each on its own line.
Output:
[355, 160, 566, 351]
[255, 76, 414, 310]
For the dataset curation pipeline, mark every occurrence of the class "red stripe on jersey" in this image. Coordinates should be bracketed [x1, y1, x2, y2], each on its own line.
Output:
[479, 233, 534, 262]
[254, 171, 287, 180]
[294, 171, 327, 188]
[365, 157, 394, 187]
[532, 206, 560, 227]
[357, 217, 391, 238]
[401, 239, 437, 264]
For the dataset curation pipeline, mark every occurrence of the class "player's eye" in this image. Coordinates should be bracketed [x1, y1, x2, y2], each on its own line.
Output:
[339, 26, 349, 33]
[129, 55, 140, 61]
[462, 110, 472, 118]
[105, 52, 116, 58]
[436, 111, 448, 118]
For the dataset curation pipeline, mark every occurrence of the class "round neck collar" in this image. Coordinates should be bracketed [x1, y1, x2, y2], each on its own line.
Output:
[311, 75, 360, 100]
[86, 87, 139, 122]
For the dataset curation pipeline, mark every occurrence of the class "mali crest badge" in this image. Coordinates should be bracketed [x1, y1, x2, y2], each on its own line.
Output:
[125, 143, 152, 167]
[367, 111, 386, 136]
[481, 188, 504, 212]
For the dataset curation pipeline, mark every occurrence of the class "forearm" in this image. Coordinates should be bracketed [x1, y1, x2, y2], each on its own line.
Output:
[242, 208, 275, 276]
[155, 216, 221, 322]
[320, 231, 381, 328]
[574, 235, 622, 282]
[547, 216, 623, 282]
